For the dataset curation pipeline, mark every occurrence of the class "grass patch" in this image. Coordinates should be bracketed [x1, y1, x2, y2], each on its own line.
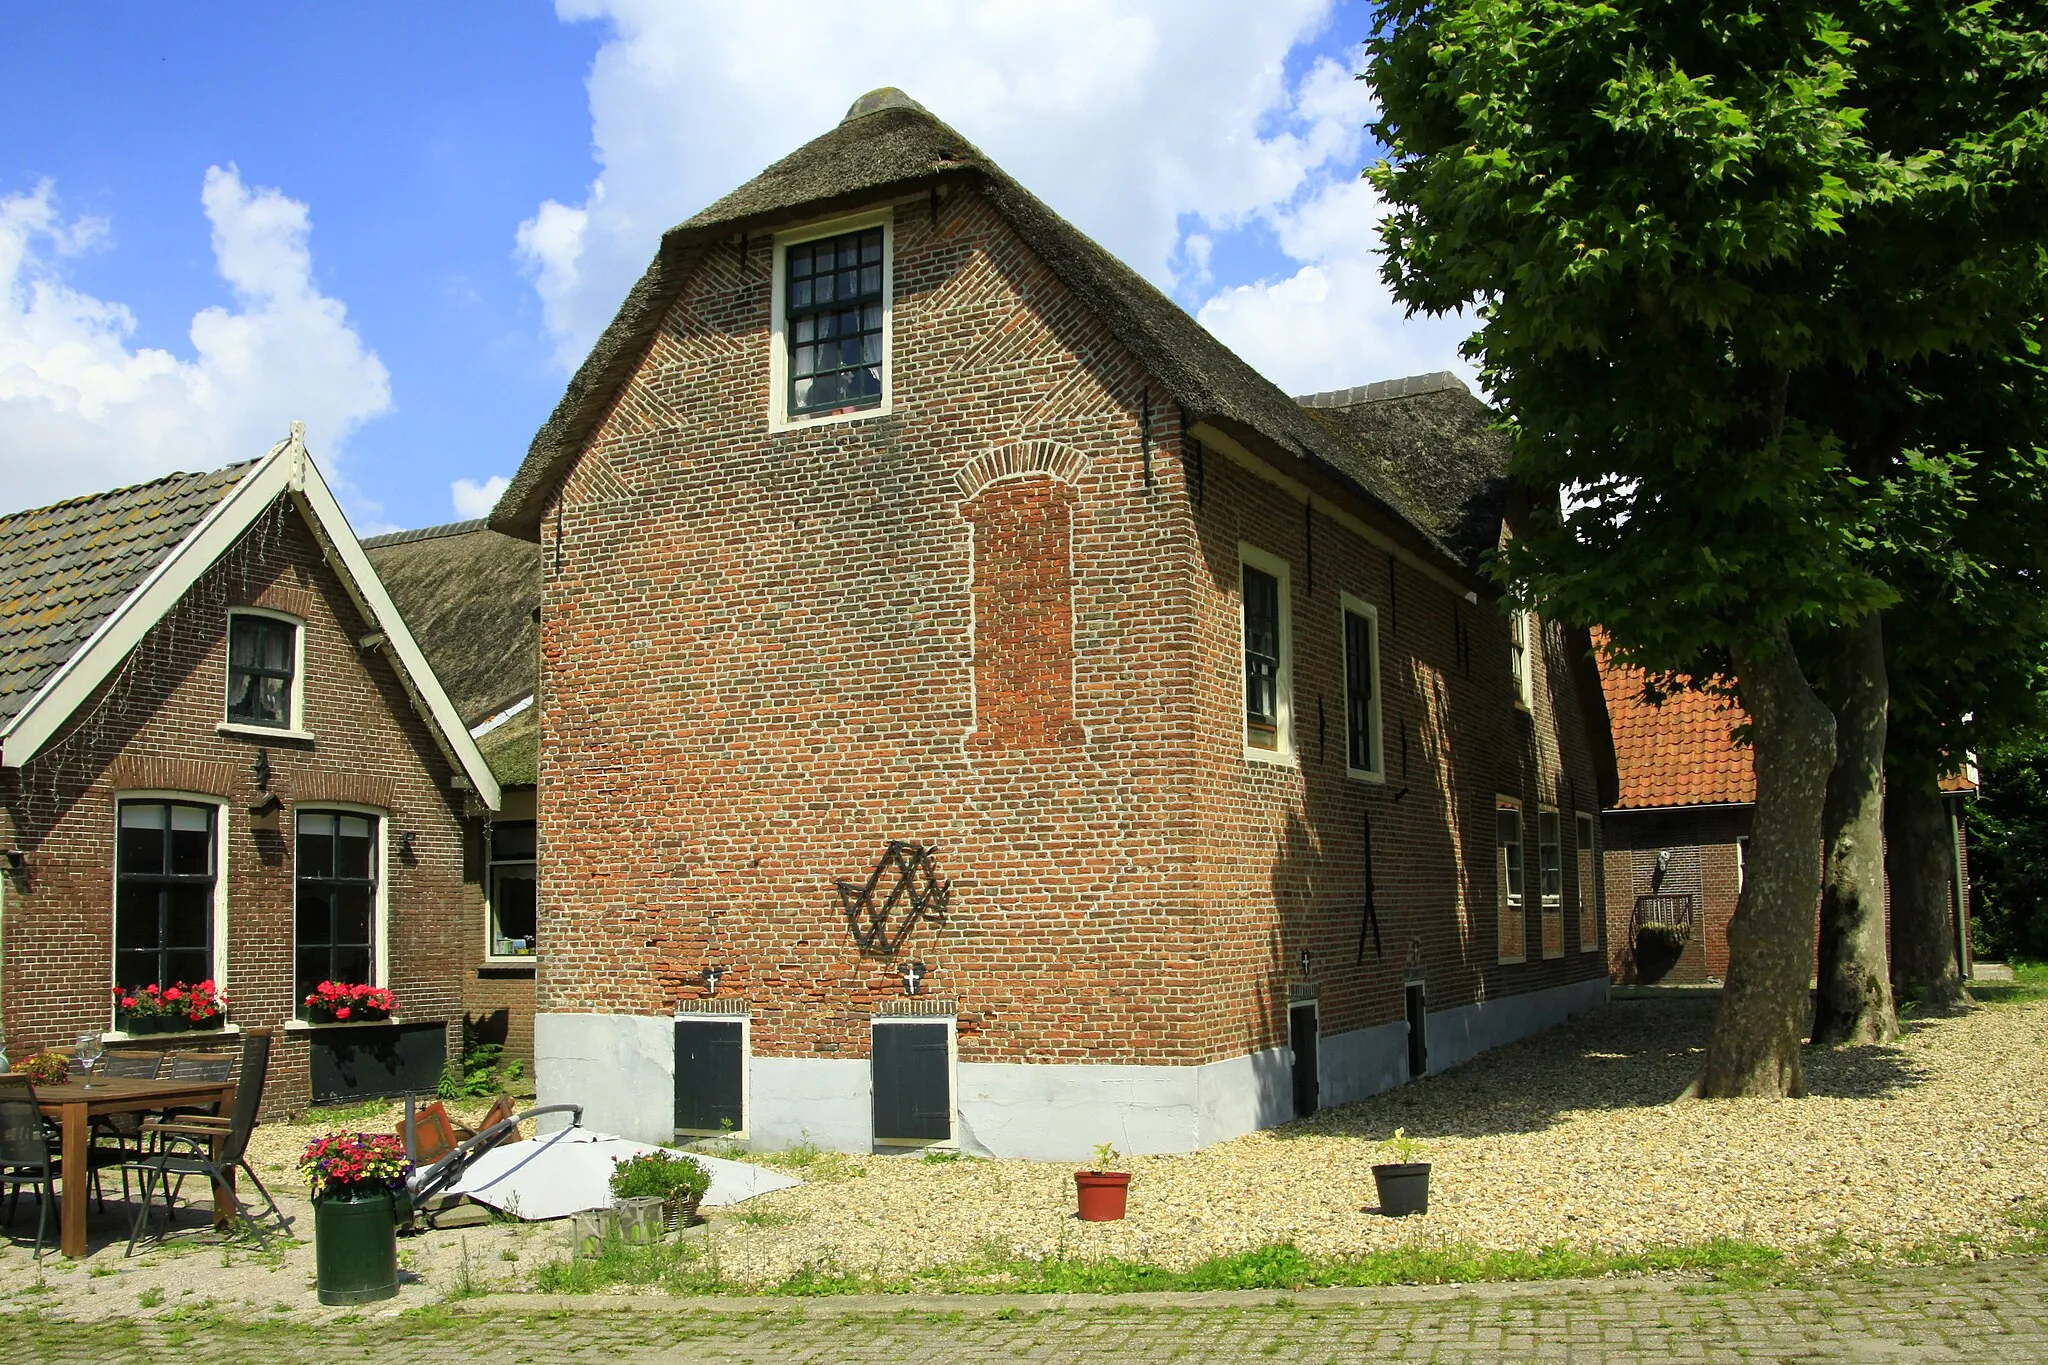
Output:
[530, 1236, 720, 1295]
[751, 1136, 864, 1184]
[296, 1099, 393, 1126]
[1968, 980, 2048, 1005]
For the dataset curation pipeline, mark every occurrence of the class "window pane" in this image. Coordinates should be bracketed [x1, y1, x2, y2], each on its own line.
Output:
[860, 263, 881, 294]
[169, 814, 211, 876]
[334, 887, 372, 945]
[260, 621, 293, 671]
[117, 884, 161, 950]
[1243, 565, 1280, 743]
[120, 804, 167, 874]
[296, 948, 330, 998]
[166, 885, 211, 948]
[861, 230, 882, 262]
[166, 948, 211, 984]
[256, 675, 289, 722]
[331, 947, 372, 985]
[490, 822, 536, 860]
[492, 868, 538, 951]
[117, 948, 160, 989]
[298, 887, 332, 943]
[299, 823, 333, 878]
[814, 271, 835, 304]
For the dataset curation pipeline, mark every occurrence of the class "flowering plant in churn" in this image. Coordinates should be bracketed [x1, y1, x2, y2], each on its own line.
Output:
[299, 1132, 412, 1199]
[301, 981, 398, 1023]
[114, 980, 229, 1025]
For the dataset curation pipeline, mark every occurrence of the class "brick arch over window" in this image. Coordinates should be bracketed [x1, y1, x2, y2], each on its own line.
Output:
[961, 471, 1084, 752]
[955, 440, 1091, 501]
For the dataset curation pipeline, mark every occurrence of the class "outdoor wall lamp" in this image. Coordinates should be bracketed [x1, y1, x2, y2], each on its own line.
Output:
[399, 830, 418, 860]
[251, 747, 272, 790]
[2, 848, 23, 871]
[900, 960, 928, 996]
[1299, 950, 1311, 978]
[702, 964, 727, 997]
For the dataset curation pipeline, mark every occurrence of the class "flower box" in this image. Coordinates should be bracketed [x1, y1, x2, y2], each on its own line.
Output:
[301, 981, 399, 1024]
[113, 980, 229, 1033]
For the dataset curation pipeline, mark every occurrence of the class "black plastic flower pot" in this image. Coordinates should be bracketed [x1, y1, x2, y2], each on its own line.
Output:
[1371, 1162, 1431, 1217]
[314, 1184, 400, 1305]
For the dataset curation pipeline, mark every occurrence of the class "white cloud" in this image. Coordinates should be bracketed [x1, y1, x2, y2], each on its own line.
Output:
[0, 168, 391, 516]
[1196, 176, 1479, 396]
[520, 0, 1408, 371]
[451, 474, 510, 520]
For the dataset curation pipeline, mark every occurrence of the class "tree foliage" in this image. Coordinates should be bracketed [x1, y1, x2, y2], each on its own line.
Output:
[1967, 730, 2048, 961]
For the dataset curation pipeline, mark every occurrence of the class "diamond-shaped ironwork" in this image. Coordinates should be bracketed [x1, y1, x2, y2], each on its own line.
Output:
[838, 840, 950, 956]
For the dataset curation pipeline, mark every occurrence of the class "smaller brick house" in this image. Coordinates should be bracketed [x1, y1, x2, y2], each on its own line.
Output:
[0, 427, 502, 1112]
[364, 520, 541, 1077]
[1596, 644, 1975, 983]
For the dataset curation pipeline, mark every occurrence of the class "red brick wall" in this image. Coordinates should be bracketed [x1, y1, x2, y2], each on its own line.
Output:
[0, 500, 473, 1115]
[533, 185, 1607, 1069]
[1602, 807, 1751, 983]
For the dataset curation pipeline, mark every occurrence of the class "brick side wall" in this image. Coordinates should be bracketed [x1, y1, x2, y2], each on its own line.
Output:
[1602, 807, 1752, 983]
[0, 500, 473, 1115]
[533, 185, 1608, 1071]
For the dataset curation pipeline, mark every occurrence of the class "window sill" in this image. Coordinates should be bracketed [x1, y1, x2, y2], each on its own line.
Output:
[1243, 744, 1298, 769]
[1345, 767, 1386, 786]
[1497, 955, 1528, 966]
[769, 400, 891, 434]
[481, 958, 538, 973]
[217, 721, 314, 743]
[282, 1016, 406, 1031]
[101, 1024, 243, 1043]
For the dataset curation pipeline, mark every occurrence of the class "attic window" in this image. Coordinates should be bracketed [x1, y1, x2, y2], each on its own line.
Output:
[786, 226, 886, 417]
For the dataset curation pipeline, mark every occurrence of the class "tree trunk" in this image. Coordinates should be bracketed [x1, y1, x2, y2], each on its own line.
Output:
[1698, 625, 1835, 1097]
[1886, 769, 1971, 1013]
[1811, 614, 1898, 1044]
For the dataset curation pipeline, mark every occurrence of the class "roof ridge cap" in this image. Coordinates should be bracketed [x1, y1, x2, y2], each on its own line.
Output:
[360, 518, 489, 549]
[1295, 372, 1468, 409]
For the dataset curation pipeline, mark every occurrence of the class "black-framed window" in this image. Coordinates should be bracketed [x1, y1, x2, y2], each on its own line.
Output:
[228, 613, 296, 727]
[116, 800, 216, 991]
[1344, 606, 1380, 773]
[296, 810, 377, 1000]
[488, 821, 537, 958]
[786, 226, 885, 417]
[1243, 564, 1281, 750]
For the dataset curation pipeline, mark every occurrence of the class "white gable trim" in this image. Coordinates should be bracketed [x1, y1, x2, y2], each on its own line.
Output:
[0, 427, 503, 810]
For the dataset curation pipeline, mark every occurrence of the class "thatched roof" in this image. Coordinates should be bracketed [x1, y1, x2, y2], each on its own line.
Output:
[1296, 373, 1511, 567]
[487, 90, 1491, 584]
[362, 520, 539, 737]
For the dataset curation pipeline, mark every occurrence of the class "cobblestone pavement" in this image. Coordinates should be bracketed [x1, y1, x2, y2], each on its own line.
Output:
[8, 1255, 2046, 1363]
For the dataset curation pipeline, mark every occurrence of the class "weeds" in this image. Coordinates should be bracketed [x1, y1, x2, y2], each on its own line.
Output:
[753, 1134, 863, 1184]
[299, 1099, 392, 1126]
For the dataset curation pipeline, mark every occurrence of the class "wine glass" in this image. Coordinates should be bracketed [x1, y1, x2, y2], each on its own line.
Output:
[76, 1033, 103, 1081]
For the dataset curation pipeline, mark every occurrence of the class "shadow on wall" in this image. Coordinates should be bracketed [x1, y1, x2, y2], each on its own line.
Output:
[1258, 994, 1931, 1142]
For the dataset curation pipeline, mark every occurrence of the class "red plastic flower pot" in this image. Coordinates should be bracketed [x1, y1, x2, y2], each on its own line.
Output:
[1074, 1170, 1131, 1221]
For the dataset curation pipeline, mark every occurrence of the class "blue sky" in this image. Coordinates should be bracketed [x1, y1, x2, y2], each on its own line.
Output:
[1, 2, 1472, 531]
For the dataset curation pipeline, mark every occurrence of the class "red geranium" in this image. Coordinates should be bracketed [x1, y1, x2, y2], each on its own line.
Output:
[114, 980, 228, 1023]
[302, 980, 398, 1022]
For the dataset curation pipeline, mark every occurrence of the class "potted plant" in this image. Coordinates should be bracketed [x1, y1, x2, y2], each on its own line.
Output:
[300, 1131, 413, 1305]
[301, 981, 398, 1024]
[1370, 1127, 1431, 1217]
[1074, 1142, 1131, 1221]
[609, 1149, 712, 1234]
[10, 1050, 69, 1084]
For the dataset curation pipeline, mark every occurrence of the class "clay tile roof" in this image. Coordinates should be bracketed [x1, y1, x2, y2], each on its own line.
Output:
[1594, 633, 1756, 810]
[0, 464, 252, 726]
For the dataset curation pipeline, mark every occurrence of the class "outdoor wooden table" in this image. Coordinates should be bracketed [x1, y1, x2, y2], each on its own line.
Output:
[34, 1074, 236, 1259]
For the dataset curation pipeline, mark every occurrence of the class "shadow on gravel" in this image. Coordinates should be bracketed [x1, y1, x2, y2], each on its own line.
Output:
[1269, 994, 1930, 1143]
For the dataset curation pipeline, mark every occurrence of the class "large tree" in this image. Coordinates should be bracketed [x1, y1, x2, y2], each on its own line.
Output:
[1367, 0, 2048, 1093]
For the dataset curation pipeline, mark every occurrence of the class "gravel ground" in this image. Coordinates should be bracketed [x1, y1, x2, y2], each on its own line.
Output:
[690, 995, 2048, 1285]
[5, 995, 2043, 1312]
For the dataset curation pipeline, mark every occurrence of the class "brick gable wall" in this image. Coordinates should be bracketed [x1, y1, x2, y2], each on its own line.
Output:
[533, 183, 1608, 1078]
[0, 499, 474, 1114]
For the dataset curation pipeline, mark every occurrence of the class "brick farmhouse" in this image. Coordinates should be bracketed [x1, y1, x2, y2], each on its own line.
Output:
[0, 428, 502, 1113]
[487, 90, 1616, 1158]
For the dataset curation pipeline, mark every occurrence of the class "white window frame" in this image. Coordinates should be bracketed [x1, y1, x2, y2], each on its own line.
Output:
[1496, 796, 1526, 965]
[108, 790, 230, 1033]
[1340, 594, 1384, 783]
[869, 1014, 959, 1149]
[672, 1011, 752, 1141]
[219, 606, 311, 741]
[768, 207, 895, 432]
[1239, 543, 1295, 765]
[1577, 811, 1602, 953]
[292, 802, 392, 995]
[1509, 607, 1534, 711]
[1538, 804, 1564, 959]
[483, 819, 538, 964]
